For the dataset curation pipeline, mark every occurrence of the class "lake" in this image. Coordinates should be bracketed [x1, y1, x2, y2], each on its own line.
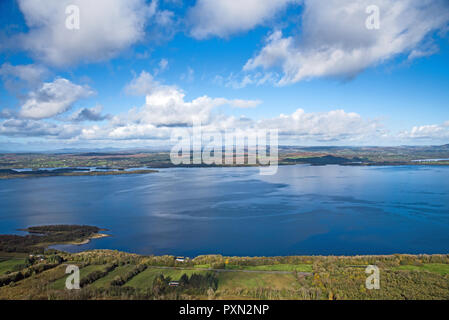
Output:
[1, 165, 449, 256]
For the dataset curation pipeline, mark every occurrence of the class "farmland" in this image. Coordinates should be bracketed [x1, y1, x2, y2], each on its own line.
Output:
[0, 249, 448, 300]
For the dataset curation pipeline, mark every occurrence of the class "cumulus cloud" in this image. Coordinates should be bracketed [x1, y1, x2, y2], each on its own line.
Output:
[258, 109, 383, 142]
[228, 99, 261, 108]
[0, 63, 49, 92]
[399, 121, 449, 140]
[118, 71, 262, 137]
[124, 71, 163, 96]
[0, 109, 17, 120]
[104, 104, 383, 142]
[0, 71, 386, 144]
[19, 78, 94, 119]
[16, 0, 158, 67]
[0, 73, 422, 145]
[0, 105, 386, 145]
[0, 63, 48, 85]
[0, 118, 81, 138]
[187, 0, 298, 39]
[244, 0, 449, 85]
[139, 89, 224, 126]
[69, 105, 109, 122]
[104, 73, 382, 142]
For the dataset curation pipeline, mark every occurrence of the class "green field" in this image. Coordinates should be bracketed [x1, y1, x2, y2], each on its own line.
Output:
[393, 263, 449, 275]
[90, 264, 137, 288]
[49, 264, 107, 290]
[193, 264, 212, 269]
[125, 268, 210, 290]
[226, 264, 312, 272]
[217, 271, 299, 291]
[0, 259, 26, 275]
[0, 265, 68, 300]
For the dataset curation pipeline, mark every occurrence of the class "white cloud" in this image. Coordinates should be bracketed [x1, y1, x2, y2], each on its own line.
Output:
[228, 99, 261, 109]
[158, 58, 169, 72]
[244, 0, 449, 85]
[155, 9, 175, 26]
[0, 72, 385, 144]
[119, 71, 262, 134]
[0, 118, 82, 138]
[215, 71, 279, 89]
[153, 58, 169, 76]
[0, 105, 389, 144]
[0, 109, 16, 120]
[19, 78, 94, 119]
[0, 63, 48, 85]
[2, 73, 439, 146]
[187, 0, 298, 39]
[258, 109, 383, 142]
[69, 105, 109, 122]
[137, 87, 220, 126]
[399, 121, 449, 140]
[110, 73, 382, 142]
[16, 0, 157, 67]
[124, 71, 168, 96]
[0, 63, 49, 92]
[103, 105, 383, 142]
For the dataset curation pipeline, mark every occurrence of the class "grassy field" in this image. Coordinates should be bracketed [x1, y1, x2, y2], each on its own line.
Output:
[49, 264, 107, 290]
[0, 265, 68, 300]
[0, 259, 25, 275]
[89, 264, 136, 288]
[125, 268, 169, 290]
[393, 263, 449, 275]
[125, 268, 210, 290]
[193, 264, 212, 269]
[217, 272, 299, 291]
[226, 264, 312, 272]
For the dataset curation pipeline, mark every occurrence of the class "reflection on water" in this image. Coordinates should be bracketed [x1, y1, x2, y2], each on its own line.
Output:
[0, 165, 449, 256]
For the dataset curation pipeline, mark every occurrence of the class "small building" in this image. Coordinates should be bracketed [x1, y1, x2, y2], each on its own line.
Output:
[169, 281, 179, 287]
[176, 257, 185, 262]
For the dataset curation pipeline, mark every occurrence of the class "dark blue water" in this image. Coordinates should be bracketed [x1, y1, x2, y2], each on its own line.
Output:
[1, 165, 449, 256]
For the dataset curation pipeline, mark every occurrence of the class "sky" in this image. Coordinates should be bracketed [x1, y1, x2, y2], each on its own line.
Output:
[0, 0, 448, 151]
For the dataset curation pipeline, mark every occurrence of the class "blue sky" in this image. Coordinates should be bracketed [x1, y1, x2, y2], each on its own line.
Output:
[0, 0, 449, 151]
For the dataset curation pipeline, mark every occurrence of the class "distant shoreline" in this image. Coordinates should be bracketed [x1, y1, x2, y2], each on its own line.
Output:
[2, 145, 449, 177]
[0, 169, 158, 180]
[2, 162, 449, 180]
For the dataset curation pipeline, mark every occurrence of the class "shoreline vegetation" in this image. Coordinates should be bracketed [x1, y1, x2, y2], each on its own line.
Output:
[0, 225, 449, 300]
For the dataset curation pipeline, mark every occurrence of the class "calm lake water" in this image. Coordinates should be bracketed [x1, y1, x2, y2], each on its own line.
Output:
[1, 165, 449, 256]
